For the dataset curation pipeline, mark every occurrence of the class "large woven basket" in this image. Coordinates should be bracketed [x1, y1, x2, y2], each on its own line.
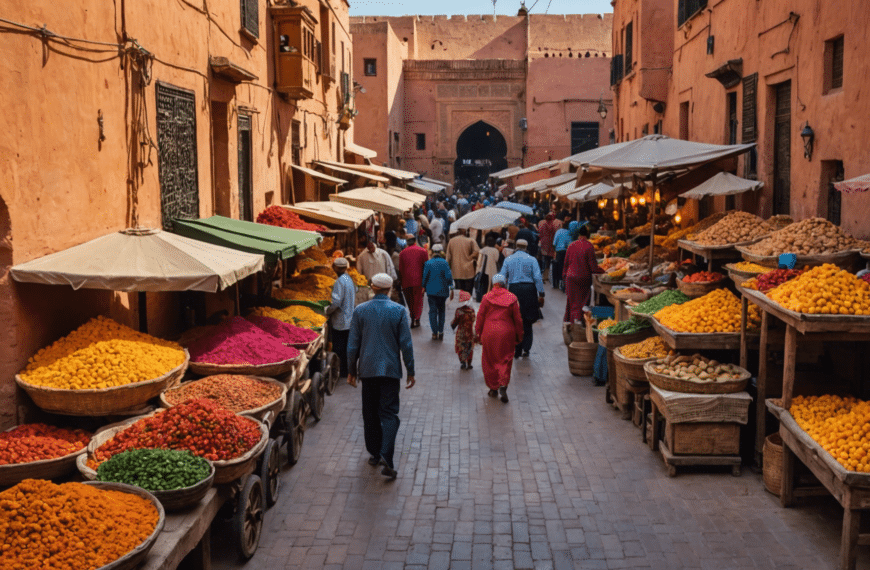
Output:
[612, 289, 650, 303]
[82, 481, 165, 570]
[763, 432, 783, 496]
[676, 276, 728, 298]
[613, 349, 656, 388]
[15, 350, 189, 416]
[80, 412, 269, 485]
[567, 342, 597, 377]
[78, 455, 215, 512]
[188, 354, 301, 378]
[0, 438, 88, 487]
[724, 263, 766, 286]
[159, 376, 288, 423]
[643, 361, 750, 394]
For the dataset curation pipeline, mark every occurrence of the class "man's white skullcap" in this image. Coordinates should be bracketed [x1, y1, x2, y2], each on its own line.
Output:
[432, 244, 444, 252]
[371, 273, 394, 289]
[516, 239, 528, 247]
[332, 257, 349, 268]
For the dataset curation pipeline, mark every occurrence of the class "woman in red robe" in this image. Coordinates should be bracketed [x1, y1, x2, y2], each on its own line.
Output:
[563, 223, 603, 323]
[474, 274, 524, 403]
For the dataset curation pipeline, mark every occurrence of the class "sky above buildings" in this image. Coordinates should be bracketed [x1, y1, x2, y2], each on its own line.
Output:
[349, 0, 613, 17]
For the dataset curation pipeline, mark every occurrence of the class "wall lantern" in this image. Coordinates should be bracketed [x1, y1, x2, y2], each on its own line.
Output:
[597, 98, 608, 120]
[800, 122, 814, 161]
[519, 117, 528, 132]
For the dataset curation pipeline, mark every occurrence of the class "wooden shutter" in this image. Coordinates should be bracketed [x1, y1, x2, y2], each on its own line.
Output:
[831, 36, 844, 89]
[741, 73, 757, 143]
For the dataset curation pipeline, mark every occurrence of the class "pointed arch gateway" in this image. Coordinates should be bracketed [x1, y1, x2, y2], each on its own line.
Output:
[454, 121, 508, 185]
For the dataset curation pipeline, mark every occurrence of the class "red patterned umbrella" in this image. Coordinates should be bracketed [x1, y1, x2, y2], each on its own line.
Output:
[834, 173, 870, 193]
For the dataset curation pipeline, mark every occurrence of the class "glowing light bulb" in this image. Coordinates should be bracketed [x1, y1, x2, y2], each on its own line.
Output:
[675, 213, 682, 224]
[639, 196, 647, 206]
[655, 190, 661, 202]
[613, 209, 620, 221]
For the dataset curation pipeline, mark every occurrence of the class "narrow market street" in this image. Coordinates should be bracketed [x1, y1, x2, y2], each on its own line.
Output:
[213, 289, 852, 570]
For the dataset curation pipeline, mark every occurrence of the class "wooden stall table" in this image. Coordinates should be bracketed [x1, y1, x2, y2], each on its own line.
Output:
[768, 400, 870, 570]
[677, 239, 746, 272]
[740, 288, 870, 465]
[649, 316, 748, 351]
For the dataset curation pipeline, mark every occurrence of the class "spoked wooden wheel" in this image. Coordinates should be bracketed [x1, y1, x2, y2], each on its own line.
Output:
[233, 475, 264, 559]
[308, 372, 325, 422]
[323, 351, 340, 395]
[260, 438, 281, 507]
[285, 391, 306, 466]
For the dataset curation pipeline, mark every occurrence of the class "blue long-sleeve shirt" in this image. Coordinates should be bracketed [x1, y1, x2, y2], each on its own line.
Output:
[422, 257, 453, 297]
[553, 228, 572, 252]
[347, 294, 415, 379]
[327, 273, 356, 331]
[499, 250, 544, 295]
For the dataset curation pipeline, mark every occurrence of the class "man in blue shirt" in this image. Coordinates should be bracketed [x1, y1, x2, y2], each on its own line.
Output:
[325, 257, 356, 378]
[422, 244, 454, 340]
[403, 211, 419, 238]
[347, 273, 415, 480]
[499, 239, 545, 358]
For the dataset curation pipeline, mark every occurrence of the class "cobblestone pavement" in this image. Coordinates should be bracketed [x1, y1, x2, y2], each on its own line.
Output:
[213, 288, 857, 570]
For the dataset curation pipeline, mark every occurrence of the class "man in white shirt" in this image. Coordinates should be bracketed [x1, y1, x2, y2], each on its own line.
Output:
[356, 236, 397, 283]
[430, 215, 444, 245]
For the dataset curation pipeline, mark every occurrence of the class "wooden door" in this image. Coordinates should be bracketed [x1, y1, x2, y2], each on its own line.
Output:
[772, 81, 791, 216]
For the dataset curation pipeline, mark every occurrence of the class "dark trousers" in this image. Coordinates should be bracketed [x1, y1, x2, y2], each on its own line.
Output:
[361, 377, 401, 469]
[475, 274, 490, 303]
[427, 295, 447, 334]
[552, 250, 567, 290]
[331, 328, 349, 378]
[541, 255, 553, 281]
[454, 278, 474, 294]
[515, 319, 534, 356]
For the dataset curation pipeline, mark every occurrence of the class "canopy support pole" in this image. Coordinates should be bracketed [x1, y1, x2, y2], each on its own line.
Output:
[138, 291, 148, 333]
[235, 283, 241, 316]
[648, 175, 658, 279]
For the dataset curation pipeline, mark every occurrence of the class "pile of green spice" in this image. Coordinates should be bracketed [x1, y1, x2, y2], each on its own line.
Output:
[600, 317, 652, 336]
[97, 448, 211, 491]
[630, 290, 690, 315]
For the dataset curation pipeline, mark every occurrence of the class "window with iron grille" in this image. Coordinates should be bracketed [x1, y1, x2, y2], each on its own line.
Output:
[364, 59, 377, 76]
[610, 54, 624, 86]
[825, 36, 844, 93]
[240, 0, 258, 40]
[727, 91, 738, 145]
[291, 120, 302, 166]
[741, 73, 757, 143]
[156, 82, 199, 230]
[677, 0, 707, 27]
[624, 22, 633, 73]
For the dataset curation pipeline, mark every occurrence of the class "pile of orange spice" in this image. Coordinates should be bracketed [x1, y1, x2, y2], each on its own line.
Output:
[0, 479, 159, 570]
[0, 424, 91, 465]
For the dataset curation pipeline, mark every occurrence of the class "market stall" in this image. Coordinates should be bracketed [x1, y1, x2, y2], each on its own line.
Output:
[283, 201, 375, 256]
[329, 187, 417, 216]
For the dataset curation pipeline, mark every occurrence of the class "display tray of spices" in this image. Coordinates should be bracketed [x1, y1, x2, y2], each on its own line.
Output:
[0, 423, 92, 486]
[185, 317, 302, 376]
[160, 374, 287, 421]
[245, 315, 320, 349]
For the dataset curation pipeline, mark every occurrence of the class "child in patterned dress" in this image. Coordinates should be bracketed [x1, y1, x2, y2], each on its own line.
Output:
[451, 291, 477, 370]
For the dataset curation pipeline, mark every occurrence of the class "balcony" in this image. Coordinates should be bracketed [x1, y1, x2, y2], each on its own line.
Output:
[271, 5, 318, 100]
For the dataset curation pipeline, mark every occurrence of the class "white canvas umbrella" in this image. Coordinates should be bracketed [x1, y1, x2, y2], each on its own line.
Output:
[452, 207, 521, 231]
[11, 228, 265, 292]
[681, 172, 763, 199]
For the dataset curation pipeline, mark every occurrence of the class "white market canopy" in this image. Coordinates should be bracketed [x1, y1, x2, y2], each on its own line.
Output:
[318, 160, 418, 182]
[501, 160, 561, 179]
[345, 141, 378, 159]
[452, 207, 521, 231]
[681, 171, 764, 199]
[407, 179, 443, 194]
[513, 179, 549, 193]
[563, 141, 634, 168]
[834, 173, 870, 193]
[585, 135, 755, 174]
[420, 176, 452, 191]
[489, 166, 522, 180]
[291, 164, 346, 185]
[552, 180, 586, 197]
[10, 228, 265, 293]
[567, 182, 623, 203]
[330, 187, 416, 216]
[384, 186, 427, 205]
[313, 161, 391, 184]
[283, 201, 375, 229]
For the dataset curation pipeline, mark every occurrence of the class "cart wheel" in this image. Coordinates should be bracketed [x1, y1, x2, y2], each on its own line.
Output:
[286, 392, 306, 466]
[233, 475, 264, 560]
[307, 372, 325, 422]
[260, 438, 281, 508]
[323, 351, 340, 396]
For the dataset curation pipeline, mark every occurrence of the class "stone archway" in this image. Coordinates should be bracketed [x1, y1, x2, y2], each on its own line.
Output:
[454, 121, 509, 185]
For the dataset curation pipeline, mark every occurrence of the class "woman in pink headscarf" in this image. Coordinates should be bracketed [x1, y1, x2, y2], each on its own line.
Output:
[474, 274, 524, 403]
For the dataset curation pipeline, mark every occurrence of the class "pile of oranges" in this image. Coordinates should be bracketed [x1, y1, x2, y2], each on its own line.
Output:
[653, 288, 761, 333]
[767, 264, 870, 315]
[791, 395, 870, 472]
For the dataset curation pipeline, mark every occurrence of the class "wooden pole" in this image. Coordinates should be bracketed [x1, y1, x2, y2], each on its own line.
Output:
[138, 291, 148, 333]
[648, 176, 657, 278]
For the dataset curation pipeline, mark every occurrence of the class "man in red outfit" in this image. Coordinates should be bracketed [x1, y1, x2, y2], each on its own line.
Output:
[563, 223, 604, 323]
[399, 236, 430, 328]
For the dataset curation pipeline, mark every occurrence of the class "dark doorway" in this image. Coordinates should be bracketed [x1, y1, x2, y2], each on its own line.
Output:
[238, 115, 253, 221]
[772, 81, 791, 216]
[571, 122, 599, 155]
[454, 121, 508, 185]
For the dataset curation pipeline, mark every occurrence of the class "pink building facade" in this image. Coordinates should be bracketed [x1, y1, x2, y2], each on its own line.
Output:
[351, 13, 613, 183]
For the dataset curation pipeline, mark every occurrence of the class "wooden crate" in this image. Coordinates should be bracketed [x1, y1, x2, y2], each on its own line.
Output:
[665, 421, 740, 456]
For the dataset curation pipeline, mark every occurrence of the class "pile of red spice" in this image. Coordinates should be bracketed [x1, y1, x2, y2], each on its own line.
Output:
[246, 315, 319, 345]
[257, 206, 326, 232]
[0, 424, 91, 465]
[188, 317, 301, 365]
[90, 399, 262, 465]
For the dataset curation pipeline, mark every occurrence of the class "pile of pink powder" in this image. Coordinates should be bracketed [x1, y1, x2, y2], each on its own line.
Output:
[188, 317, 301, 365]
[245, 315, 319, 345]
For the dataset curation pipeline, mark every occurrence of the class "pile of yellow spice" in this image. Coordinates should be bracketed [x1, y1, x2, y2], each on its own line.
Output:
[21, 316, 186, 390]
[791, 395, 870, 472]
[273, 273, 336, 302]
[653, 289, 761, 333]
[249, 305, 327, 329]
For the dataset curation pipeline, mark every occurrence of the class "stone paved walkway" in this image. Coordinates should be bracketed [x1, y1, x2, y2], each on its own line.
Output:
[213, 288, 858, 570]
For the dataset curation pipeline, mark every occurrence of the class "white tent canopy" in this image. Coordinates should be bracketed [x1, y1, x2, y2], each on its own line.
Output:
[329, 187, 416, 216]
[407, 180, 442, 194]
[563, 141, 634, 168]
[489, 166, 522, 180]
[313, 161, 391, 184]
[283, 202, 375, 229]
[345, 141, 378, 159]
[291, 164, 346, 185]
[384, 186, 427, 205]
[585, 135, 755, 173]
[452, 207, 521, 231]
[567, 182, 624, 203]
[681, 171, 764, 199]
[10, 228, 265, 292]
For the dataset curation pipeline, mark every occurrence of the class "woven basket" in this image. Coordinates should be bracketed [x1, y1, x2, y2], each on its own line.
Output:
[676, 276, 728, 298]
[80, 413, 269, 485]
[188, 354, 301, 378]
[0, 440, 88, 487]
[643, 361, 750, 394]
[78, 455, 215, 512]
[567, 342, 597, 377]
[612, 289, 650, 303]
[82, 481, 165, 570]
[613, 349, 656, 387]
[724, 263, 766, 286]
[14, 350, 189, 416]
[763, 433, 783, 496]
[159, 376, 288, 423]
[737, 247, 858, 270]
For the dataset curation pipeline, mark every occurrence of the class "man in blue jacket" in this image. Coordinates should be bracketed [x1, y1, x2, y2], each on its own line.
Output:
[347, 273, 415, 480]
[422, 244, 454, 340]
